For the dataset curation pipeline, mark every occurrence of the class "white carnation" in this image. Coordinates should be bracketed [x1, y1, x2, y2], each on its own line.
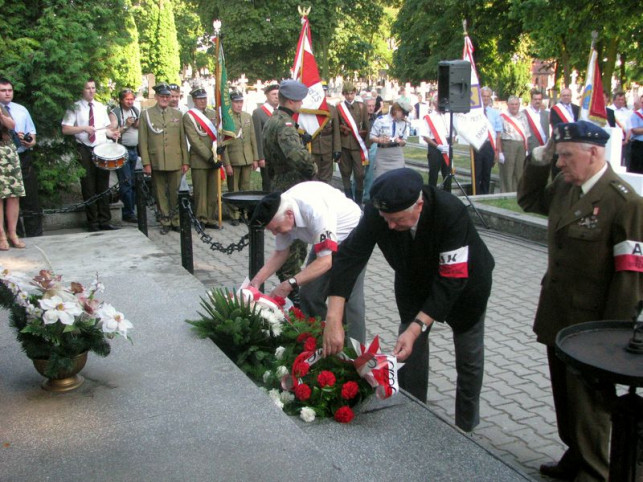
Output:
[262, 371, 272, 383]
[275, 346, 286, 360]
[280, 391, 295, 404]
[275, 365, 289, 378]
[300, 407, 316, 423]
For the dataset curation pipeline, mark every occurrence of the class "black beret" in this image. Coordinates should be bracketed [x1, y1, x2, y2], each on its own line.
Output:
[279, 79, 308, 101]
[250, 192, 282, 227]
[230, 91, 244, 101]
[553, 121, 610, 146]
[190, 88, 207, 99]
[370, 168, 423, 213]
[264, 84, 279, 94]
[153, 83, 171, 95]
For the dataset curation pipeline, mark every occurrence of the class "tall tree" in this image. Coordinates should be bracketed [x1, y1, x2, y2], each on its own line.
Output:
[107, 1, 144, 90]
[174, 0, 205, 76]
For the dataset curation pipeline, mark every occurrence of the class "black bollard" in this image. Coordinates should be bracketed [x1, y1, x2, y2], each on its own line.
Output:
[248, 222, 265, 292]
[609, 390, 643, 481]
[178, 177, 194, 274]
[134, 170, 148, 237]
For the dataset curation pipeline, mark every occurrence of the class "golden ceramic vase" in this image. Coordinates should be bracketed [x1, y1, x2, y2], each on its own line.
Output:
[32, 352, 88, 392]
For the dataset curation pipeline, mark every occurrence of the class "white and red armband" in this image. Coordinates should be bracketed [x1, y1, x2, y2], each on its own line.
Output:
[439, 246, 469, 278]
[614, 240, 643, 272]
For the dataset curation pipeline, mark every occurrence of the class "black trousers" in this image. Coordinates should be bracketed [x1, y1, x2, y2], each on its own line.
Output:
[427, 145, 450, 188]
[77, 144, 111, 227]
[629, 140, 643, 174]
[473, 141, 494, 194]
[17, 149, 43, 237]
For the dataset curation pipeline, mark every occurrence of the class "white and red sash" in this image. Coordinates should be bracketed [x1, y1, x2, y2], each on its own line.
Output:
[187, 108, 217, 141]
[501, 113, 529, 151]
[635, 111, 643, 122]
[336, 101, 369, 164]
[261, 103, 274, 118]
[424, 113, 450, 166]
[439, 246, 469, 278]
[525, 108, 546, 146]
[552, 103, 574, 124]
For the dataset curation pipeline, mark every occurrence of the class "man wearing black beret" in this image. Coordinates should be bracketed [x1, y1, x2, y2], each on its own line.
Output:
[323, 167, 495, 432]
[519, 120, 643, 481]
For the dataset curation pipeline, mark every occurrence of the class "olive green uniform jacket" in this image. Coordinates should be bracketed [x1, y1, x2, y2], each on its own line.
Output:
[183, 107, 218, 168]
[139, 104, 188, 171]
[223, 111, 258, 167]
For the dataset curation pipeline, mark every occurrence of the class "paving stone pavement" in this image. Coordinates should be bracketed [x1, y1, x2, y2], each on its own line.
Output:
[142, 215, 564, 481]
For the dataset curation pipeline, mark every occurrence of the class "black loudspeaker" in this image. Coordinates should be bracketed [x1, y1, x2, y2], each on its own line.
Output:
[438, 60, 471, 113]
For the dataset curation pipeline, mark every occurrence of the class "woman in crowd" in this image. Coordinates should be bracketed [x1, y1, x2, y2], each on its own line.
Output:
[0, 104, 26, 250]
[370, 102, 410, 179]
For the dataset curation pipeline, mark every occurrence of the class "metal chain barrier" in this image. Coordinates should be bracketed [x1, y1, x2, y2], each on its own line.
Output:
[136, 174, 180, 226]
[179, 196, 249, 254]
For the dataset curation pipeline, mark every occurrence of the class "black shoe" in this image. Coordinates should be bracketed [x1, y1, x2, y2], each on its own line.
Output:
[122, 216, 138, 223]
[99, 224, 120, 231]
[88, 225, 100, 232]
[160, 226, 170, 235]
[205, 223, 220, 230]
[539, 461, 576, 480]
[230, 219, 240, 226]
[171, 226, 180, 232]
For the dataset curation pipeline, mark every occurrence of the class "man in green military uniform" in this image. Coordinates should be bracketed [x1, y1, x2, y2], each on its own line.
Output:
[518, 121, 643, 481]
[139, 83, 189, 234]
[311, 82, 341, 184]
[252, 83, 279, 191]
[262, 79, 317, 297]
[183, 87, 221, 229]
[223, 91, 259, 226]
[337, 82, 369, 204]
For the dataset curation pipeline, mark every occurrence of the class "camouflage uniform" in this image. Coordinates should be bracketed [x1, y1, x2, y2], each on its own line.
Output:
[262, 106, 317, 282]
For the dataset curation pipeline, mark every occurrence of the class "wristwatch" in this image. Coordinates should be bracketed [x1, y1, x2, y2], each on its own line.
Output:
[287, 277, 299, 290]
[412, 318, 428, 332]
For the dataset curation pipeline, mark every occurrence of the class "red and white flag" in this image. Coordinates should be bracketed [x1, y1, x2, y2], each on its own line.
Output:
[453, 35, 496, 151]
[291, 14, 330, 138]
[580, 47, 607, 126]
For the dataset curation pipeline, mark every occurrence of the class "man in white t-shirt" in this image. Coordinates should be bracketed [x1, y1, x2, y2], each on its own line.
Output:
[249, 181, 365, 343]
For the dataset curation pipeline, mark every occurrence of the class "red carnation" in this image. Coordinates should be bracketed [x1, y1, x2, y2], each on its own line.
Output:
[289, 307, 306, 320]
[294, 383, 312, 401]
[296, 332, 312, 343]
[308, 317, 316, 324]
[317, 370, 336, 388]
[304, 336, 317, 352]
[294, 361, 310, 377]
[341, 381, 359, 400]
[334, 406, 354, 423]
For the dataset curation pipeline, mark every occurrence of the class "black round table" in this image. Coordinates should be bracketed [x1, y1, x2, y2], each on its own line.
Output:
[222, 191, 269, 283]
[556, 320, 643, 481]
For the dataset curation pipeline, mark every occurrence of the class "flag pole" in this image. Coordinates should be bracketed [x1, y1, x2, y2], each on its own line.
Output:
[463, 20, 477, 195]
[213, 19, 223, 229]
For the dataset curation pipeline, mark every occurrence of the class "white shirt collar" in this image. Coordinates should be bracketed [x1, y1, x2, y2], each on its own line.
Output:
[581, 163, 608, 195]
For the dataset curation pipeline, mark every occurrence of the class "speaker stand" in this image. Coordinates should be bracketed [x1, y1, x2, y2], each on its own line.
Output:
[441, 111, 488, 229]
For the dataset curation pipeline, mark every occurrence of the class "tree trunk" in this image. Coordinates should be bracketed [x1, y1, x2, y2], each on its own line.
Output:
[602, 37, 619, 94]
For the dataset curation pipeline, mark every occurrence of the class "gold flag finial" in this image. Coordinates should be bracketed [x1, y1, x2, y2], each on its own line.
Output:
[298, 5, 311, 18]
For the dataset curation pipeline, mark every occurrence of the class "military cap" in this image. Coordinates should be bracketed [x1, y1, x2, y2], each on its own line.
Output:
[168, 83, 180, 92]
[342, 82, 357, 94]
[230, 91, 244, 101]
[250, 192, 282, 228]
[397, 100, 413, 116]
[370, 168, 423, 213]
[153, 83, 171, 95]
[264, 84, 279, 94]
[190, 88, 207, 99]
[279, 79, 308, 101]
[553, 121, 610, 146]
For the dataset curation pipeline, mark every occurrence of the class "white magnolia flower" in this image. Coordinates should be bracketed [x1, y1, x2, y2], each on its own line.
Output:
[26, 303, 43, 319]
[275, 365, 289, 378]
[300, 407, 316, 423]
[90, 278, 105, 295]
[16, 290, 30, 306]
[98, 303, 133, 337]
[280, 391, 295, 404]
[39, 296, 83, 325]
[274, 346, 286, 360]
[262, 371, 272, 383]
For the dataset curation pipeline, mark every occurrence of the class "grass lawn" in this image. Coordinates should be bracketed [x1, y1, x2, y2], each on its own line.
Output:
[476, 197, 547, 218]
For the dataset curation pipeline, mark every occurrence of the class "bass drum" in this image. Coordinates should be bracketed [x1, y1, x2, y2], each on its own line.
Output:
[92, 142, 128, 170]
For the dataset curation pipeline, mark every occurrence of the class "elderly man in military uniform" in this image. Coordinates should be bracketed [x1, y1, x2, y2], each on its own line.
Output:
[311, 82, 341, 184]
[223, 91, 259, 226]
[337, 82, 369, 204]
[323, 168, 495, 432]
[252, 83, 279, 191]
[139, 82, 189, 234]
[262, 79, 317, 298]
[183, 87, 221, 229]
[518, 121, 643, 481]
